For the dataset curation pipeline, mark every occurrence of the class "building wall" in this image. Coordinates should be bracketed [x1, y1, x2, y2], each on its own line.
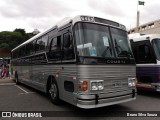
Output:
[128, 19, 160, 34]
[139, 26, 160, 34]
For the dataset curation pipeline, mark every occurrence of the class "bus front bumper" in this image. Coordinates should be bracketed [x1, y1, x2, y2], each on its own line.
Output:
[75, 90, 136, 109]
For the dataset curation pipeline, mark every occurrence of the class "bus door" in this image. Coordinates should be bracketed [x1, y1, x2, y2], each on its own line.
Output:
[60, 29, 76, 103]
[47, 32, 63, 94]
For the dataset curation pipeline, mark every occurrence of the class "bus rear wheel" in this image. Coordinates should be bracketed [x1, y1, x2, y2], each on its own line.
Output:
[49, 79, 61, 105]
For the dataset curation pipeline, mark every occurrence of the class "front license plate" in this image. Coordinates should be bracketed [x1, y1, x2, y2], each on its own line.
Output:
[112, 81, 122, 87]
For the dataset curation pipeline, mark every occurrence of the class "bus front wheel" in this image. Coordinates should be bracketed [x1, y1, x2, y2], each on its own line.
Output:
[49, 79, 61, 105]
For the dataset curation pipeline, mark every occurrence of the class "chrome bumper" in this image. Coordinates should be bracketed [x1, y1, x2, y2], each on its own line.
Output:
[75, 90, 136, 109]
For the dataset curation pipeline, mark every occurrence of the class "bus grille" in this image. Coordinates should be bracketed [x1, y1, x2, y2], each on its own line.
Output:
[77, 65, 136, 92]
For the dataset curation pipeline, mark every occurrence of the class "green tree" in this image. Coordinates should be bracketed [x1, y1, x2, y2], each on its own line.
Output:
[0, 43, 9, 49]
[25, 33, 35, 40]
[14, 28, 26, 36]
[0, 29, 34, 49]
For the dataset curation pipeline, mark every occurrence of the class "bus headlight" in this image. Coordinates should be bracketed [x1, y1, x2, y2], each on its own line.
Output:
[128, 78, 136, 87]
[98, 82, 104, 90]
[91, 80, 104, 91]
[91, 82, 98, 91]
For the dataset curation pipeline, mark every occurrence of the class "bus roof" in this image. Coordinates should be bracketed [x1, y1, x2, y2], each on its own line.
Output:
[12, 15, 126, 52]
[129, 33, 160, 42]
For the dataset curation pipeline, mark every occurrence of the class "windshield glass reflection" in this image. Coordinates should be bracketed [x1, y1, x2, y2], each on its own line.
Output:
[152, 39, 160, 60]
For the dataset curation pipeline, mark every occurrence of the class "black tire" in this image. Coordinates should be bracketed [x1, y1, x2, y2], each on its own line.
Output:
[48, 78, 61, 105]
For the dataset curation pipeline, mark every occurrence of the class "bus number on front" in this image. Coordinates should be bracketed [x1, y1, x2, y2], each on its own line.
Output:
[80, 16, 94, 22]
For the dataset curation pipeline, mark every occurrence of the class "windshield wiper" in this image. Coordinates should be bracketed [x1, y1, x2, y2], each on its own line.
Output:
[118, 50, 131, 59]
[114, 39, 123, 54]
[114, 39, 131, 59]
[101, 46, 112, 57]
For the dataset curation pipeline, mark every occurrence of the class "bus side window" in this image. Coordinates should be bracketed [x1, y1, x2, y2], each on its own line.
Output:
[35, 37, 47, 52]
[41, 35, 48, 50]
[51, 38, 57, 51]
[49, 35, 62, 60]
[26, 42, 34, 56]
[35, 39, 40, 52]
[138, 45, 152, 62]
[30, 40, 36, 54]
[62, 33, 75, 60]
[130, 40, 156, 64]
[19, 46, 26, 57]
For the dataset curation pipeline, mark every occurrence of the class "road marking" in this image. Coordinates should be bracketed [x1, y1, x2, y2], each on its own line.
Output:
[0, 83, 16, 86]
[15, 85, 29, 94]
[18, 92, 35, 95]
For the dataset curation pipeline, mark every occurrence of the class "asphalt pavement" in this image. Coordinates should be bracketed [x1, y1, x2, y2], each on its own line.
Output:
[0, 77, 14, 83]
[0, 78, 160, 120]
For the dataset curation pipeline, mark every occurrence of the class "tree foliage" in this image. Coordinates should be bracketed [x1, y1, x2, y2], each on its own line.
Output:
[0, 29, 35, 49]
[0, 43, 9, 49]
[14, 28, 26, 36]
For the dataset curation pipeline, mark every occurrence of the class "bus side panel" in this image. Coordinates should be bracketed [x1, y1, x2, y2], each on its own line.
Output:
[29, 64, 63, 93]
[20, 65, 31, 83]
[58, 64, 78, 106]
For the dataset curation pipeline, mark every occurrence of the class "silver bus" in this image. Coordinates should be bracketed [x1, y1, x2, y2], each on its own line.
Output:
[11, 15, 136, 109]
[129, 33, 160, 91]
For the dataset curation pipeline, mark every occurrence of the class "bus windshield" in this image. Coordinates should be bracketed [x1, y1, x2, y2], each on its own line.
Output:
[111, 27, 133, 58]
[152, 39, 160, 60]
[74, 23, 133, 58]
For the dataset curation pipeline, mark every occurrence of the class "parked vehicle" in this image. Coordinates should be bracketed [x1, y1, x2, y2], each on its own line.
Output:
[129, 33, 160, 91]
[11, 15, 136, 109]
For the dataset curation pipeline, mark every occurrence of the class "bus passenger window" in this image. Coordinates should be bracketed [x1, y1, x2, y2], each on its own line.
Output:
[26, 42, 34, 55]
[19, 46, 26, 57]
[35, 39, 40, 51]
[30, 40, 36, 54]
[49, 36, 62, 60]
[51, 36, 61, 51]
[26, 44, 30, 55]
[41, 35, 48, 50]
[57, 36, 61, 49]
[51, 38, 57, 51]
[63, 33, 71, 48]
[36, 37, 47, 52]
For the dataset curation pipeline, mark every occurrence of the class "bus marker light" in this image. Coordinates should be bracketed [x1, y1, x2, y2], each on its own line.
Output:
[82, 81, 88, 91]
[78, 81, 88, 91]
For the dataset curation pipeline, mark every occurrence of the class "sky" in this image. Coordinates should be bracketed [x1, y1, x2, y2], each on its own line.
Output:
[0, 0, 159, 33]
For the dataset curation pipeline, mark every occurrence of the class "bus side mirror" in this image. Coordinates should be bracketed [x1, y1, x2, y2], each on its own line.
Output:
[64, 33, 72, 48]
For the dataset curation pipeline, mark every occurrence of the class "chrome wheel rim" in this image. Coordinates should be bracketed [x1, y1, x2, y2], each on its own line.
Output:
[49, 83, 57, 99]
